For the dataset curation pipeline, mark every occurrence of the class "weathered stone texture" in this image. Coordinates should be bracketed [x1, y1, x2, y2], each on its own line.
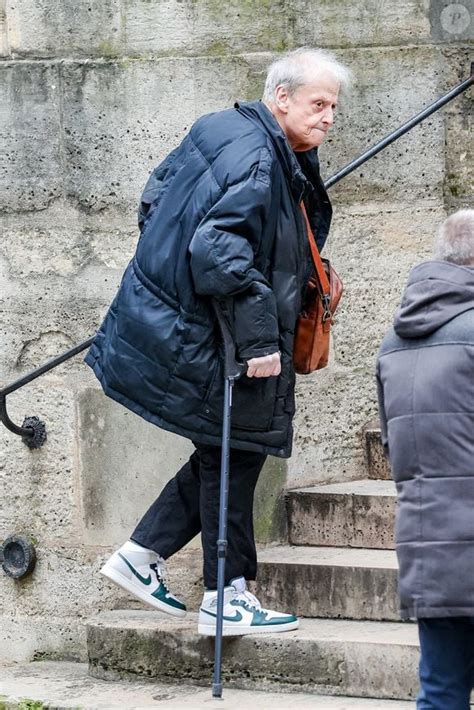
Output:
[0, 62, 63, 212]
[365, 424, 392, 480]
[58, 57, 249, 212]
[8, 0, 473, 59]
[0, 0, 8, 56]
[5, 0, 122, 58]
[320, 46, 448, 205]
[87, 611, 420, 699]
[0, 201, 136, 381]
[0, 381, 78, 539]
[255, 546, 399, 621]
[0, 48, 467, 218]
[287, 480, 396, 549]
[78, 388, 196, 546]
[442, 47, 474, 209]
[0, 541, 202, 663]
[0, 662, 419, 709]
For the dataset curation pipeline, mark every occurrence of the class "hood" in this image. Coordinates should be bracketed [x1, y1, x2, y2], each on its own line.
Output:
[394, 260, 474, 338]
[234, 100, 319, 200]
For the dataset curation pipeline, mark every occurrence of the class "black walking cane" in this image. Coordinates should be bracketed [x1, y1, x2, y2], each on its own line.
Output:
[210, 300, 247, 699]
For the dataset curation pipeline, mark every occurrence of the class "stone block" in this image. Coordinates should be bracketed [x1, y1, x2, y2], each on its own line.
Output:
[327, 202, 445, 368]
[319, 46, 446, 205]
[0, 274, 123, 383]
[5, 0, 122, 57]
[0, 380, 78, 540]
[441, 47, 474, 210]
[287, 479, 396, 548]
[0, 202, 136, 281]
[5, 0, 439, 58]
[0, 46, 457, 219]
[0, 660, 418, 709]
[77, 387, 195, 547]
[1, 613, 87, 664]
[0, 542, 202, 663]
[120, 0, 295, 57]
[87, 611, 419, 700]
[253, 456, 288, 543]
[0, 62, 63, 212]
[77, 384, 286, 544]
[294, 0, 432, 49]
[0, 199, 140, 383]
[0, 0, 8, 56]
[254, 545, 399, 620]
[58, 56, 253, 212]
[365, 425, 392, 480]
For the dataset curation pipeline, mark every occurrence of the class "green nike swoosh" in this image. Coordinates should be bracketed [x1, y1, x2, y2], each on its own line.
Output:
[201, 608, 243, 622]
[118, 552, 152, 585]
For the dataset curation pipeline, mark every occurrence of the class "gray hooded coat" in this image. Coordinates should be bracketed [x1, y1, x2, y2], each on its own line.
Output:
[377, 260, 474, 619]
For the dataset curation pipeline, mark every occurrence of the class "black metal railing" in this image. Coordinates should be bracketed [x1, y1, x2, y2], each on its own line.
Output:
[1, 63, 472, 448]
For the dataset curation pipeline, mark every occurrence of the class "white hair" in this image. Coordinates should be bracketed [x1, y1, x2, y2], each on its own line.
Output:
[435, 209, 474, 265]
[262, 47, 353, 102]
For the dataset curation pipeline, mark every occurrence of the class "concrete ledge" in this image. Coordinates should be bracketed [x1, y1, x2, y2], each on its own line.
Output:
[287, 479, 396, 549]
[0, 660, 417, 708]
[86, 610, 419, 700]
[255, 545, 399, 620]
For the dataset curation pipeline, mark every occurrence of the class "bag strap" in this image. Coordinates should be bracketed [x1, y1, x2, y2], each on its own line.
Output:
[300, 201, 330, 298]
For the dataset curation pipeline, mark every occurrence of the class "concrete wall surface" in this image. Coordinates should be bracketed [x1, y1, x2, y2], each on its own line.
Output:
[0, 0, 473, 662]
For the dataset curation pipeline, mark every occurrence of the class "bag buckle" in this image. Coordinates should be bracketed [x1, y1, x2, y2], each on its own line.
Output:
[322, 294, 332, 322]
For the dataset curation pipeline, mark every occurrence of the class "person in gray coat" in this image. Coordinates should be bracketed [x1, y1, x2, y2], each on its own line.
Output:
[377, 208, 474, 710]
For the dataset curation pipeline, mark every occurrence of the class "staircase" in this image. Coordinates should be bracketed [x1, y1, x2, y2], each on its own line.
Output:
[86, 427, 420, 702]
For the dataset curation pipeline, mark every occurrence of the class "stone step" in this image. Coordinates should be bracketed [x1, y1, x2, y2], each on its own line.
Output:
[86, 610, 419, 701]
[254, 545, 399, 621]
[0, 659, 418, 709]
[287, 478, 396, 549]
[365, 424, 392, 480]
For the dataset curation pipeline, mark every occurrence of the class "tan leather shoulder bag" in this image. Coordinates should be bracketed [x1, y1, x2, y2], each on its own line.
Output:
[293, 202, 343, 374]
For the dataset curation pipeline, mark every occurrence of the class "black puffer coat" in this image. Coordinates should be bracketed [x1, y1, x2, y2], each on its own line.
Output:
[85, 100, 332, 457]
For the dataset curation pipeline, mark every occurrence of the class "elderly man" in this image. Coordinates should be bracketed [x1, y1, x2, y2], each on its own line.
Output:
[377, 209, 474, 709]
[85, 48, 351, 636]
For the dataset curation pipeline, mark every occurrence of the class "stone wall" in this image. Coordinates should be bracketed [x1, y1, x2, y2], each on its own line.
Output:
[0, 0, 472, 662]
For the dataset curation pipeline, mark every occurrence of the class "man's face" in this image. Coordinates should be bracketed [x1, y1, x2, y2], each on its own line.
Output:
[274, 73, 340, 152]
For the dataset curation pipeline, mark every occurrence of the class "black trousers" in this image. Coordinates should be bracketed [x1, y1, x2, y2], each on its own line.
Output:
[130, 441, 267, 589]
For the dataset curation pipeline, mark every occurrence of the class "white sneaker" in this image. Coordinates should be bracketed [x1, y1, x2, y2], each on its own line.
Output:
[100, 540, 186, 617]
[198, 576, 299, 636]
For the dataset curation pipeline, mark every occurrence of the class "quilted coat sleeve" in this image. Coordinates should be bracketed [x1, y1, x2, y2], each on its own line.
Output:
[188, 170, 279, 360]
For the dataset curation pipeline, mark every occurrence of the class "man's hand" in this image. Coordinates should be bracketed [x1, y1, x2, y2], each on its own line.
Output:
[246, 352, 281, 378]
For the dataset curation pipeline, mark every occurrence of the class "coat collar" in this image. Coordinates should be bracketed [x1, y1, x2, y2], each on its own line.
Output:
[234, 99, 315, 200]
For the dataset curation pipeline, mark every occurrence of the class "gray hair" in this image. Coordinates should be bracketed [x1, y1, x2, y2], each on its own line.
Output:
[262, 47, 353, 103]
[435, 209, 474, 265]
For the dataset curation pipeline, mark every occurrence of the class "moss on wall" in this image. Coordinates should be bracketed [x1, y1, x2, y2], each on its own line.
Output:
[253, 456, 288, 543]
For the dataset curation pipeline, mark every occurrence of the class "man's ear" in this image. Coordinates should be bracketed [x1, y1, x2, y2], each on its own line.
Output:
[274, 85, 290, 113]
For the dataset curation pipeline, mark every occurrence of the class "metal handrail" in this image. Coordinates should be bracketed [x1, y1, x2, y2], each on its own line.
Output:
[325, 62, 473, 189]
[1, 63, 472, 447]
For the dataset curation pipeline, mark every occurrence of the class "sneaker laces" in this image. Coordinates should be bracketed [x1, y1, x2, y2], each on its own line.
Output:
[150, 558, 170, 591]
[233, 588, 262, 611]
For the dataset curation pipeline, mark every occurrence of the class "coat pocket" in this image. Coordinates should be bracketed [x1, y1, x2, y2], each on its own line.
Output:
[201, 357, 278, 432]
